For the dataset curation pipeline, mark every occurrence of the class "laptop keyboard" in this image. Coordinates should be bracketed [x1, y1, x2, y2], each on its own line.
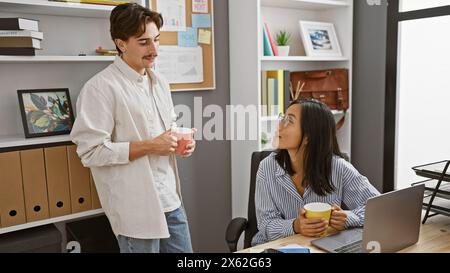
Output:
[334, 240, 363, 253]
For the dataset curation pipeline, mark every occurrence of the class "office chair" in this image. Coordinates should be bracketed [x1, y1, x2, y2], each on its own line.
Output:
[225, 151, 273, 252]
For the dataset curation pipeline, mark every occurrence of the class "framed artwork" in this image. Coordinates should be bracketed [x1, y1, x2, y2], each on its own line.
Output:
[17, 88, 75, 138]
[299, 20, 342, 57]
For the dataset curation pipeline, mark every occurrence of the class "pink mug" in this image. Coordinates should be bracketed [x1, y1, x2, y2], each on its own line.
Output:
[172, 127, 194, 155]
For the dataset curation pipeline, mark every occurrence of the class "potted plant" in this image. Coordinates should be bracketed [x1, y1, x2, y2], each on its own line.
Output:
[276, 30, 291, 56]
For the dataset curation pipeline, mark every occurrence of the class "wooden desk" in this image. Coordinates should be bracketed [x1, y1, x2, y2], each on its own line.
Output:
[239, 214, 450, 253]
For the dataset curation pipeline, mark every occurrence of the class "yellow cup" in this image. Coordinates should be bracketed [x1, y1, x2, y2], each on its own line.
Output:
[304, 202, 331, 236]
[304, 202, 332, 220]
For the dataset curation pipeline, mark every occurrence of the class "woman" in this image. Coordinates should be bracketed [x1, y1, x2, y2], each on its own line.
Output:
[252, 98, 380, 246]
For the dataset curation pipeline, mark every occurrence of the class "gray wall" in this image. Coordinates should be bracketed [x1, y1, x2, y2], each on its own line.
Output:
[352, 1, 388, 192]
[172, 0, 231, 252]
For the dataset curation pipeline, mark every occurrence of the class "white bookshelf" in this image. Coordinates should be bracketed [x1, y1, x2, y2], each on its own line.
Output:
[0, 134, 72, 149]
[0, 209, 104, 235]
[0, 55, 115, 63]
[229, 0, 353, 219]
[0, 0, 114, 18]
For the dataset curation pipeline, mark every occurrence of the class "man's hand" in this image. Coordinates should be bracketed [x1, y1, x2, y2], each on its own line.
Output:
[330, 205, 347, 231]
[293, 209, 329, 237]
[180, 140, 196, 158]
[150, 129, 178, 156]
[178, 128, 197, 158]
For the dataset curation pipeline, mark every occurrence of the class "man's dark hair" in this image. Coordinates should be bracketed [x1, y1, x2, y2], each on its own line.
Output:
[110, 3, 163, 55]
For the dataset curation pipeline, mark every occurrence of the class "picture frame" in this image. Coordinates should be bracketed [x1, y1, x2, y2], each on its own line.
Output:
[17, 88, 75, 138]
[299, 20, 342, 57]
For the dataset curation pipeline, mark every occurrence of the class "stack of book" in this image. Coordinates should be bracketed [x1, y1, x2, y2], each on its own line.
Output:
[49, 0, 132, 5]
[0, 18, 43, 56]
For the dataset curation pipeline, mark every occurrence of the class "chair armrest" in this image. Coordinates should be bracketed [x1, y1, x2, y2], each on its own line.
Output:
[225, 217, 248, 252]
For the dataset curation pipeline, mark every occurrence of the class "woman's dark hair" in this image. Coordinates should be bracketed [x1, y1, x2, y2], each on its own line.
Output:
[110, 3, 164, 55]
[275, 98, 344, 196]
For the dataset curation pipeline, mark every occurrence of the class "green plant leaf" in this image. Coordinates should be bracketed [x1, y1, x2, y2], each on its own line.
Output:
[276, 30, 291, 46]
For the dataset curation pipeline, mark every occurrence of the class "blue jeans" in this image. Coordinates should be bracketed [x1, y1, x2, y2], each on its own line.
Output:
[116, 206, 193, 253]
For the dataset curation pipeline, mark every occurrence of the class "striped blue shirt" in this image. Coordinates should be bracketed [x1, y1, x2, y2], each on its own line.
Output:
[252, 153, 380, 246]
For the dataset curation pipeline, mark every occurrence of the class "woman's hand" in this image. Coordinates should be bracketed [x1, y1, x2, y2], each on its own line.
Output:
[330, 205, 347, 231]
[293, 209, 329, 237]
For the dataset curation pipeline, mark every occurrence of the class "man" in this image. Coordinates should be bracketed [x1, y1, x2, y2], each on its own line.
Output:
[70, 3, 195, 253]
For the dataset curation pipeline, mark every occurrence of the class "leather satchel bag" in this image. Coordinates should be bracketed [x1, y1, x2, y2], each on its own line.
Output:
[290, 69, 349, 129]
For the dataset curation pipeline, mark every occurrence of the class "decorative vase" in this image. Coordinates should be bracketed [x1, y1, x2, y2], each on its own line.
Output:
[277, 45, 290, 56]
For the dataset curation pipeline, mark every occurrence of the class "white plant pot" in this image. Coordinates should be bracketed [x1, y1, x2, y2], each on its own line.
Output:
[277, 45, 290, 56]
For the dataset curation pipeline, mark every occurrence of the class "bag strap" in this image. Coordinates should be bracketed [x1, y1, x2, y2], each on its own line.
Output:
[304, 70, 332, 79]
[336, 110, 346, 130]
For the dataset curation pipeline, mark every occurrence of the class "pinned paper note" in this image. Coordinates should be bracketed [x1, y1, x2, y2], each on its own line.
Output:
[198, 29, 211, 45]
[158, 0, 186, 32]
[192, 0, 208, 13]
[178, 27, 198, 47]
[192, 14, 211, 28]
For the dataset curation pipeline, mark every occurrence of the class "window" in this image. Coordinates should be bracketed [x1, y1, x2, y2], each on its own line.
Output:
[385, 1, 450, 190]
[396, 15, 450, 189]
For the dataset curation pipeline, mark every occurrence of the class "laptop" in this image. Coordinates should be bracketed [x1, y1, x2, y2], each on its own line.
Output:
[311, 184, 425, 253]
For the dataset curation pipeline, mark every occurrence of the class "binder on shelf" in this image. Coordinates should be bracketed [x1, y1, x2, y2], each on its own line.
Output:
[267, 70, 285, 115]
[283, 70, 291, 108]
[0, 152, 27, 227]
[44, 146, 72, 218]
[0, 18, 39, 32]
[67, 145, 92, 213]
[267, 77, 278, 116]
[261, 71, 268, 116]
[90, 172, 102, 209]
[20, 149, 50, 223]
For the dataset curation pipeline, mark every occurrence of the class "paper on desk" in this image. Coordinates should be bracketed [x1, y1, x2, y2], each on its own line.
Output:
[248, 248, 265, 253]
[155, 46, 203, 84]
[157, 0, 186, 32]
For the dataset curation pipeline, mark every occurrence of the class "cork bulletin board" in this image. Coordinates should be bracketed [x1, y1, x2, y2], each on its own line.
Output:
[150, 0, 215, 91]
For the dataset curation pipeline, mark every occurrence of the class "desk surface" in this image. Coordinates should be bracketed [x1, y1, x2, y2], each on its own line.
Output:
[239, 214, 450, 253]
